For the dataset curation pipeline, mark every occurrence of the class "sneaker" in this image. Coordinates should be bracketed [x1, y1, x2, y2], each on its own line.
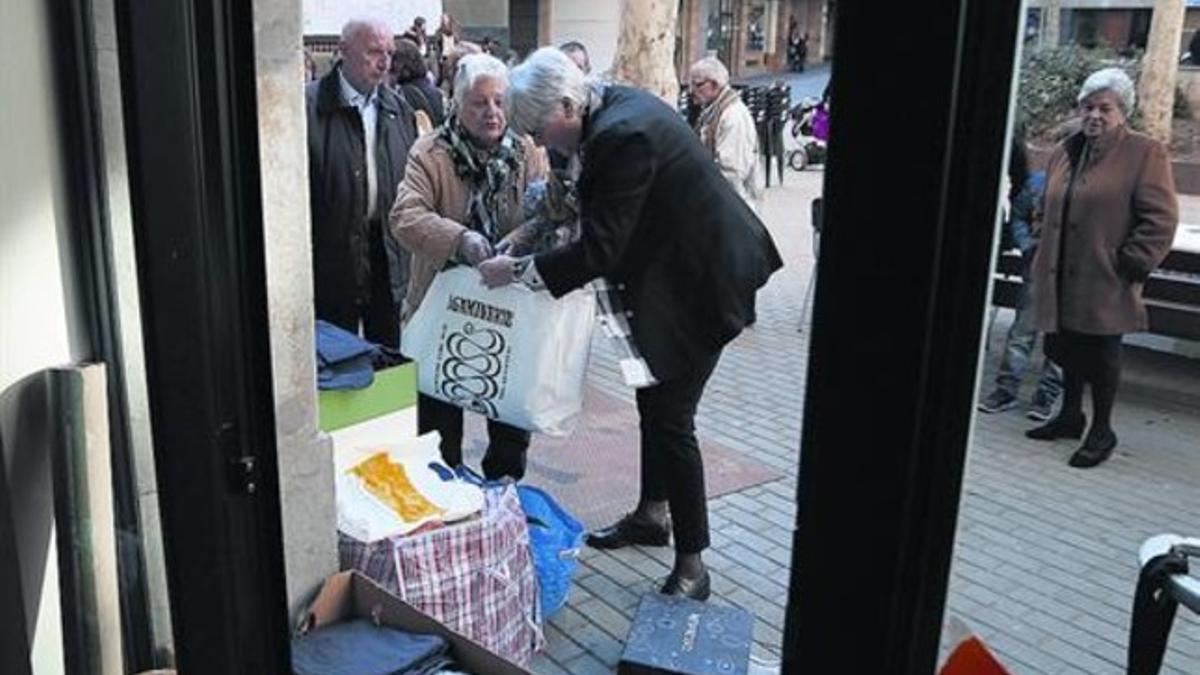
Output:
[977, 389, 1017, 414]
[1026, 391, 1057, 422]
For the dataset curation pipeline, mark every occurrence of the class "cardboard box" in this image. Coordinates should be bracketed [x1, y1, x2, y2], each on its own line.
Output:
[618, 593, 754, 675]
[301, 571, 531, 675]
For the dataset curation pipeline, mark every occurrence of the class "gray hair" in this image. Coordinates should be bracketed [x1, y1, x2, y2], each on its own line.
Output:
[453, 54, 510, 108]
[1077, 67, 1136, 114]
[340, 18, 390, 46]
[689, 57, 730, 88]
[506, 47, 589, 137]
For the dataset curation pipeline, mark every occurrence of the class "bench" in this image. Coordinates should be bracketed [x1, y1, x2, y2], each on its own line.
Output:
[991, 247, 1200, 342]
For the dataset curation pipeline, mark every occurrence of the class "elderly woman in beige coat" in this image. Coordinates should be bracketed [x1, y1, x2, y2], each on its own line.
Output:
[1026, 67, 1178, 468]
[389, 53, 548, 480]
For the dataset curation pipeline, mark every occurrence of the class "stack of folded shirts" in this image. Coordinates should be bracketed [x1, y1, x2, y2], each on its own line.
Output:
[292, 618, 462, 675]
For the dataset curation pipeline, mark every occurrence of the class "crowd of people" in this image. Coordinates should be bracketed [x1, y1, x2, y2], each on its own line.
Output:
[306, 17, 782, 601]
[979, 67, 1179, 469]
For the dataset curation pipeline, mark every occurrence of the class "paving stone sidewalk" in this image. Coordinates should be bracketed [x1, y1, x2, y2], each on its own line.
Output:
[531, 170, 1200, 674]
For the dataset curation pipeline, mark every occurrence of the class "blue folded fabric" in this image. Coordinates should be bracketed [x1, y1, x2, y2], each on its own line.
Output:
[291, 618, 452, 675]
[316, 320, 378, 390]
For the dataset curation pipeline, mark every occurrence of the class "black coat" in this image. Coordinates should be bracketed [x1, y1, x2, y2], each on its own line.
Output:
[306, 66, 417, 320]
[536, 86, 783, 381]
[397, 78, 446, 127]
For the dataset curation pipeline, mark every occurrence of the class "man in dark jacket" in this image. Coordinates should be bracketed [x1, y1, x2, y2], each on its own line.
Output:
[307, 19, 417, 347]
[483, 48, 783, 601]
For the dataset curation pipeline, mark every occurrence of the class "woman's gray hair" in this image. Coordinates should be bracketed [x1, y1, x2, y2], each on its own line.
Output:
[1077, 67, 1136, 114]
[453, 53, 509, 108]
[506, 46, 589, 137]
[689, 57, 730, 88]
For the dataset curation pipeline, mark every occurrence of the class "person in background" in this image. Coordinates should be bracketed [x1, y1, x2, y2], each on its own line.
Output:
[306, 19, 417, 348]
[303, 47, 318, 83]
[402, 16, 427, 55]
[559, 41, 591, 75]
[392, 38, 446, 129]
[440, 41, 482, 99]
[978, 129, 1063, 421]
[482, 48, 783, 600]
[688, 57, 765, 214]
[1026, 68, 1178, 468]
[389, 54, 548, 480]
[427, 13, 458, 86]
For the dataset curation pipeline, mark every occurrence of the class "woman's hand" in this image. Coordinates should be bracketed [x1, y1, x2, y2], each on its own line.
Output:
[457, 231, 493, 266]
[496, 221, 537, 256]
[478, 255, 518, 288]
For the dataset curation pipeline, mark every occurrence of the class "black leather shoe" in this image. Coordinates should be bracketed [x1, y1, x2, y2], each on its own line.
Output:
[1026, 412, 1087, 441]
[660, 569, 711, 601]
[585, 513, 671, 550]
[1068, 428, 1117, 468]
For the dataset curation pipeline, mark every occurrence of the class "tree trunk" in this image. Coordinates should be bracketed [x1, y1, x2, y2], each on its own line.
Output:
[611, 0, 680, 104]
[1042, 0, 1061, 48]
[1139, 0, 1185, 144]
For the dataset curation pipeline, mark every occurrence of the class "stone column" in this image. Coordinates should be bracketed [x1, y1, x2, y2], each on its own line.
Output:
[251, 0, 337, 618]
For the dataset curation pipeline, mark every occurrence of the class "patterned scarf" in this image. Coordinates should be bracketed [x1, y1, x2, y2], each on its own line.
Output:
[695, 85, 743, 157]
[438, 113, 524, 242]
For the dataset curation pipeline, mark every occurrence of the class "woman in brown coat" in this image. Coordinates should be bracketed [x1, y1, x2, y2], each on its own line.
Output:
[1026, 67, 1178, 468]
[389, 53, 548, 480]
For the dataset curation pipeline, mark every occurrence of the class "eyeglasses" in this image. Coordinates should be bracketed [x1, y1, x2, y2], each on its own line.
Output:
[689, 79, 715, 90]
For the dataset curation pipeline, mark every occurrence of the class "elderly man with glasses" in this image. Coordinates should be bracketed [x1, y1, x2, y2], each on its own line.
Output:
[688, 57, 764, 214]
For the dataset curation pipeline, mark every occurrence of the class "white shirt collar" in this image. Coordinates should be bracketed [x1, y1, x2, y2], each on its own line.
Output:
[337, 69, 378, 109]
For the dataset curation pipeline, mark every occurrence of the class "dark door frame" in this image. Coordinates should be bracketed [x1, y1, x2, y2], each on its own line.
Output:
[48, 0, 156, 668]
[783, 1, 1023, 671]
[111, 0, 291, 672]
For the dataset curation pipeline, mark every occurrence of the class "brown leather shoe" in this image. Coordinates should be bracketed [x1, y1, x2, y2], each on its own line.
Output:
[585, 513, 671, 550]
[660, 569, 711, 601]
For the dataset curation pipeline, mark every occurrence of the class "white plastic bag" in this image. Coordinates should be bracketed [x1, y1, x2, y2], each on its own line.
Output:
[401, 266, 595, 436]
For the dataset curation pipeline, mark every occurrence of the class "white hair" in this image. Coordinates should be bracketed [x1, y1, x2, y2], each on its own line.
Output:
[340, 18, 390, 46]
[453, 53, 509, 108]
[506, 47, 589, 137]
[1077, 67, 1136, 114]
[689, 57, 730, 88]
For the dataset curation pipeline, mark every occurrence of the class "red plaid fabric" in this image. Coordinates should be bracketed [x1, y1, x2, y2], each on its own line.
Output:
[339, 485, 544, 666]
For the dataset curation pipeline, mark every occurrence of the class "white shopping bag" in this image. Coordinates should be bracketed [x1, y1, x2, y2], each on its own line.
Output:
[401, 266, 595, 436]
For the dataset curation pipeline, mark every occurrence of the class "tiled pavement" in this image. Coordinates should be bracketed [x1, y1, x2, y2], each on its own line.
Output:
[530, 169, 1200, 674]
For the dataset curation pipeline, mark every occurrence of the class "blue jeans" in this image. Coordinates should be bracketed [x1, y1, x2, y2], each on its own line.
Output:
[996, 257, 1063, 399]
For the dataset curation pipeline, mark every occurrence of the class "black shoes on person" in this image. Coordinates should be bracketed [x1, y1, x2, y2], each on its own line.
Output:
[586, 512, 671, 549]
[1068, 427, 1118, 469]
[660, 568, 711, 601]
[1025, 412, 1087, 441]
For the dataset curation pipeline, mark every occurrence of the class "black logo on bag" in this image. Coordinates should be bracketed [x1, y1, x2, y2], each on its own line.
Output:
[439, 322, 506, 417]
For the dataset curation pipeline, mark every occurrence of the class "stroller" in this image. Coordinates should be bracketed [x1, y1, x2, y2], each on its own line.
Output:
[786, 96, 830, 171]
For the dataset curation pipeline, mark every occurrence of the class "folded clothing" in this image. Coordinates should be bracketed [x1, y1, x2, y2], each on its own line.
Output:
[291, 618, 454, 675]
[316, 320, 378, 390]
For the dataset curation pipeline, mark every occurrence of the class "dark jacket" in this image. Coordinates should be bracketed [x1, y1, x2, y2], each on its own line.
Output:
[306, 65, 417, 320]
[535, 86, 784, 381]
[1031, 126, 1178, 335]
[397, 78, 445, 127]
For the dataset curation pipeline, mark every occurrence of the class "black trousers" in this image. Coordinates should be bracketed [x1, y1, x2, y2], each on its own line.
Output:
[637, 351, 722, 555]
[1044, 330, 1122, 429]
[320, 224, 400, 349]
[417, 393, 530, 481]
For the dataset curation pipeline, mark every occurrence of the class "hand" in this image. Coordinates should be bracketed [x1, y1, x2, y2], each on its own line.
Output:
[457, 231, 493, 266]
[496, 221, 536, 256]
[478, 255, 518, 288]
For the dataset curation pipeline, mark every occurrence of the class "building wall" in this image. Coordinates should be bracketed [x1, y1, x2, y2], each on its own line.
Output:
[0, 0, 78, 670]
[549, 0, 622, 76]
[302, 0, 444, 36]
